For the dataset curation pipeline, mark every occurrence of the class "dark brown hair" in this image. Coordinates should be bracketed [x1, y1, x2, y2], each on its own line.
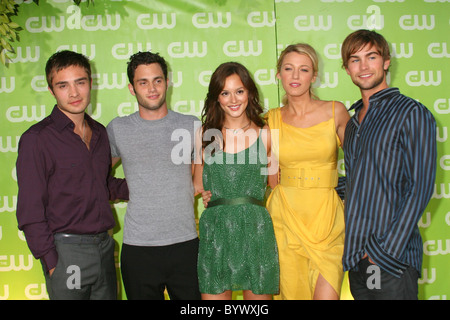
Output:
[201, 62, 264, 151]
[45, 50, 91, 90]
[127, 51, 168, 85]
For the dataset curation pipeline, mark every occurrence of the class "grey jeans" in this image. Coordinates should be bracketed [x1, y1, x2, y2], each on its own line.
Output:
[43, 232, 117, 300]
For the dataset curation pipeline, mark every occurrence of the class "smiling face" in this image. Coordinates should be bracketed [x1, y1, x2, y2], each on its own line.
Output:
[218, 73, 249, 122]
[277, 51, 317, 99]
[345, 43, 390, 95]
[48, 65, 91, 118]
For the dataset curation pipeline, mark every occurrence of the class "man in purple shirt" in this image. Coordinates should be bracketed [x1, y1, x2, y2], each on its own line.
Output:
[16, 50, 128, 299]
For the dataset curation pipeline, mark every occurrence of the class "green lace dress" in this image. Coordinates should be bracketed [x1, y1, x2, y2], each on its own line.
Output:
[198, 134, 279, 295]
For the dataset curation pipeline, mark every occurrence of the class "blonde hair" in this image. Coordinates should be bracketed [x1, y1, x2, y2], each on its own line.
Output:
[277, 43, 319, 105]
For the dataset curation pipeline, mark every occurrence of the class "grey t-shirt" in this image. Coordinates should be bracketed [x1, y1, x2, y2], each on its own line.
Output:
[106, 110, 200, 246]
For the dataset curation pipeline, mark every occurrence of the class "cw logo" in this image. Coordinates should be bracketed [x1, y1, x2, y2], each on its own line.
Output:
[347, 5, 384, 30]
[436, 126, 447, 143]
[0, 254, 33, 271]
[172, 100, 204, 115]
[405, 70, 441, 87]
[323, 44, 341, 60]
[434, 99, 450, 115]
[30, 75, 48, 92]
[423, 239, 450, 256]
[117, 102, 139, 117]
[6, 106, 46, 123]
[65, 5, 120, 31]
[25, 284, 49, 300]
[254, 69, 277, 86]
[428, 43, 450, 58]
[0, 77, 14, 93]
[112, 42, 152, 60]
[418, 212, 431, 228]
[432, 183, 450, 199]
[0, 136, 20, 153]
[168, 41, 207, 58]
[247, 11, 275, 28]
[439, 155, 450, 170]
[391, 43, 413, 59]
[137, 13, 176, 29]
[399, 15, 435, 30]
[4, 46, 39, 64]
[318, 72, 339, 89]
[25, 12, 120, 33]
[192, 12, 231, 29]
[223, 40, 262, 57]
[294, 15, 332, 31]
[347, 11, 384, 30]
[419, 268, 436, 285]
[91, 73, 128, 90]
[0, 285, 8, 300]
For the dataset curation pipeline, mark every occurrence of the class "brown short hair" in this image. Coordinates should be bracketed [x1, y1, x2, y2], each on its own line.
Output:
[341, 29, 390, 69]
[45, 50, 91, 90]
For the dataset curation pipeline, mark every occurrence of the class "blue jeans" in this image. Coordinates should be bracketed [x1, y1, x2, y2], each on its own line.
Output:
[348, 257, 419, 300]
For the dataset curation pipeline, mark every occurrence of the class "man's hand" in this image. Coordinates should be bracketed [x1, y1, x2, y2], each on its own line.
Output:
[362, 253, 376, 265]
[201, 190, 212, 208]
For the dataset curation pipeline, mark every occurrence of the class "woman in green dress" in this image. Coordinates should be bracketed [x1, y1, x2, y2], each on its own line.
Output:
[193, 62, 279, 300]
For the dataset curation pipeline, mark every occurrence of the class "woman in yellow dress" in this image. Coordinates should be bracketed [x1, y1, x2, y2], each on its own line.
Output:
[266, 44, 350, 299]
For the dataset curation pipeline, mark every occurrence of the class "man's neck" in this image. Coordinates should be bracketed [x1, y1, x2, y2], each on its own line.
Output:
[360, 83, 389, 109]
[139, 105, 169, 121]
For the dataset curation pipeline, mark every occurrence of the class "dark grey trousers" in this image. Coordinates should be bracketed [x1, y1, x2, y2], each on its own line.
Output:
[43, 232, 117, 300]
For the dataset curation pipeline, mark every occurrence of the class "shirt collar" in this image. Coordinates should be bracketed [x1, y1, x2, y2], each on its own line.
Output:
[50, 105, 95, 132]
[349, 87, 400, 111]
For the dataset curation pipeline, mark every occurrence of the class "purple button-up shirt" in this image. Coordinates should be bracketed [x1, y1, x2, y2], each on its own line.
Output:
[16, 106, 128, 272]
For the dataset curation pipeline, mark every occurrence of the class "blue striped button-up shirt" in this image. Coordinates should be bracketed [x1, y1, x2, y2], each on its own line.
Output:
[342, 87, 436, 277]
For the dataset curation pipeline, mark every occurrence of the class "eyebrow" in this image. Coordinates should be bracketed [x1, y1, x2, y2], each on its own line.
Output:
[350, 51, 380, 58]
[54, 77, 89, 86]
[221, 86, 245, 92]
[282, 62, 311, 67]
[136, 76, 164, 82]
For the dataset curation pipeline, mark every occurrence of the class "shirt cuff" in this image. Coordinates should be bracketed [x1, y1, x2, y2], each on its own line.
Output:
[41, 249, 58, 274]
[366, 234, 409, 277]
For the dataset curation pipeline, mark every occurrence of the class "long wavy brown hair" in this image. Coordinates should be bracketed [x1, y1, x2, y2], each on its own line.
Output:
[201, 62, 265, 152]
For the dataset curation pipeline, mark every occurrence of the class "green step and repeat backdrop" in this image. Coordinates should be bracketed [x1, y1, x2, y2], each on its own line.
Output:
[1, 0, 448, 300]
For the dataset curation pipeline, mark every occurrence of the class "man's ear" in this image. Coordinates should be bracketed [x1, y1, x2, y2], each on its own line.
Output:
[48, 86, 55, 97]
[128, 83, 136, 96]
[383, 59, 391, 72]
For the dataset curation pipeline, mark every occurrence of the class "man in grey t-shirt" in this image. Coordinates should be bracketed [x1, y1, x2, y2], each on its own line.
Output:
[107, 51, 201, 300]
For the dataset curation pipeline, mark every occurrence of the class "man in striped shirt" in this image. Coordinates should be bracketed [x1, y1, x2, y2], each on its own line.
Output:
[340, 30, 436, 299]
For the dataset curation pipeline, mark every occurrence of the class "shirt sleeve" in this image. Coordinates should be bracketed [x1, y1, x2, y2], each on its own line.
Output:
[335, 176, 346, 200]
[366, 106, 437, 275]
[105, 120, 129, 200]
[106, 121, 119, 158]
[107, 175, 129, 201]
[16, 132, 58, 273]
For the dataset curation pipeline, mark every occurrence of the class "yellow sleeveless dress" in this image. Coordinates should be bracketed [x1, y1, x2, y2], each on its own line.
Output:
[266, 104, 345, 300]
